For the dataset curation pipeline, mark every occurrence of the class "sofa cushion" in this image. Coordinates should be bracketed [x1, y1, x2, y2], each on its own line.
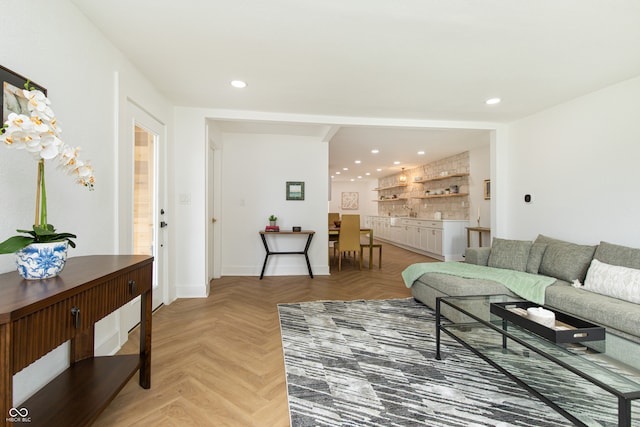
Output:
[464, 247, 491, 266]
[594, 241, 640, 269]
[545, 282, 640, 342]
[526, 242, 547, 274]
[487, 238, 532, 272]
[584, 259, 640, 304]
[535, 235, 596, 283]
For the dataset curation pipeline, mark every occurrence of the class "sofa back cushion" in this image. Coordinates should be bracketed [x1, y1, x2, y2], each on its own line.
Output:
[526, 242, 548, 274]
[535, 234, 596, 283]
[594, 241, 640, 269]
[487, 238, 532, 272]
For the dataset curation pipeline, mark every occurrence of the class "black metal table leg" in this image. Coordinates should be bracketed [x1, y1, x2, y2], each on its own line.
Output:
[303, 233, 314, 278]
[619, 396, 631, 427]
[260, 233, 270, 280]
[436, 297, 442, 360]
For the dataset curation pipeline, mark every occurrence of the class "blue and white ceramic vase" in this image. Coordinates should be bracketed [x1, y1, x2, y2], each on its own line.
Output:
[15, 241, 69, 280]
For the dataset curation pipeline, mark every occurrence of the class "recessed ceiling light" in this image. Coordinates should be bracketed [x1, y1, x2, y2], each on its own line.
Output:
[485, 97, 501, 105]
[354, 160, 361, 164]
[350, 178, 355, 182]
[418, 151, 425, 155]
[393, 161, 400, 165]
[357, 176, 362, 179]
[376, 168, 382, 172]
[343, 167, 349, 171]
[365, 172, 371, 176]
[335, 171, 341, 175]
[371, 149, 379, 154]
[231, 80, 247, 88]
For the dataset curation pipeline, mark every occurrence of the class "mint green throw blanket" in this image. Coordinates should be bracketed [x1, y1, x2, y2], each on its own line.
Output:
[402, 262, 557, 305]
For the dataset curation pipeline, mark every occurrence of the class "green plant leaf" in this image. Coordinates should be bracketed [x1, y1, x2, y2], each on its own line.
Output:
[0, 236, 34, 254]
[4, 224, 77, 252]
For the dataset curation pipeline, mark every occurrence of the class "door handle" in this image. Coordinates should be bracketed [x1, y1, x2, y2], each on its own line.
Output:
[71, 306, 81, 329]
[160, 221, 168, 228]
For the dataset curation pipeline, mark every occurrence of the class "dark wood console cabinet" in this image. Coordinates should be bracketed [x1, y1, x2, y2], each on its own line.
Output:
[0, 255, 153, 426]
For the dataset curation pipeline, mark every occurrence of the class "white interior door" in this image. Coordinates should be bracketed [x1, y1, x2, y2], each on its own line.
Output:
[206, 124, 222, 282]
[120, 102, 167, 335]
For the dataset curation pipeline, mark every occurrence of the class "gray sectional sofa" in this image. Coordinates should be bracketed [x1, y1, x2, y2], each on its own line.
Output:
[405, 235, 640, 364]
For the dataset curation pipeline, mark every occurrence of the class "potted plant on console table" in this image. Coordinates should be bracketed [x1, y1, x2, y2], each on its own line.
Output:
[0, 80, 95, 279]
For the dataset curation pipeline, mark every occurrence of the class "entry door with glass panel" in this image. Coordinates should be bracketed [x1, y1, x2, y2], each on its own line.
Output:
[120, 102, 166, 337]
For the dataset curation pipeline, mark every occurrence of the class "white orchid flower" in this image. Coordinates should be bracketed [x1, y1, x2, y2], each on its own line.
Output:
[76, 164, 93, 177]
[3, 86, 95, 190]
[5, 113, 33, 133]
[22, 89, 50, 113]
[39, 144, 59, 159]
[30, 116, 50, 133]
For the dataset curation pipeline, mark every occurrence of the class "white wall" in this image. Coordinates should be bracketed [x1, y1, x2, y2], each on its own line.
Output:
[171, 108, 210, 296]
[220, 133, 329, 276]
[329, 180, 378, 220]
[504, 75, 640, 247]
[2, 0, 172, 405]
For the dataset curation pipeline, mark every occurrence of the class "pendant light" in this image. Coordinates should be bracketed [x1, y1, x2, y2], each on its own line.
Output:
[399, 168, 407, 184]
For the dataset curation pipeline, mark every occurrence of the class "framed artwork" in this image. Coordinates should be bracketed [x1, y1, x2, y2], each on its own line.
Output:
[341, 192, 359, 210]
[484, 179, 491, 200]
[286, 181, 305, 200]
[1, 65, 47, 123]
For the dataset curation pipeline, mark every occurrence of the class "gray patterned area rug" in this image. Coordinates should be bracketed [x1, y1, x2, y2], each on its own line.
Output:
[278, 298, 630, 427]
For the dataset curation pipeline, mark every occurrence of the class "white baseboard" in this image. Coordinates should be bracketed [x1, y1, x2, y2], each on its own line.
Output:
[222, 265, 330, 276]
[95, 329, 121, 356]
[176, 283, 210, 298]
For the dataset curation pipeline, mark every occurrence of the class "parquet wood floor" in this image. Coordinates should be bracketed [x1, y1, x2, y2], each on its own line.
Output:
[93, 242, 437, 426]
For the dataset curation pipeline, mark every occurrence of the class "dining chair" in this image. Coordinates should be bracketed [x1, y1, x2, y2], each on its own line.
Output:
[360, 231, 382, 270]
[328, 213, 340, 246]
[334, 214, 361, 271]
[360, 233, 382, 269]
[328, 212, 340, 227]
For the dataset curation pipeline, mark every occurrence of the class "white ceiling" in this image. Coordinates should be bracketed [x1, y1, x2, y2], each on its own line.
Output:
[327, 126, 490, 181]
[72, 0, 640, 181]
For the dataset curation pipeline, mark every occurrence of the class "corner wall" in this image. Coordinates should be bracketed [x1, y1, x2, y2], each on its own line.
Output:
[505, 75, 640, 246]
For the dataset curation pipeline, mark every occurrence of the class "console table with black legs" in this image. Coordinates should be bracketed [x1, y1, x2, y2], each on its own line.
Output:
[259, 230, 315, 279]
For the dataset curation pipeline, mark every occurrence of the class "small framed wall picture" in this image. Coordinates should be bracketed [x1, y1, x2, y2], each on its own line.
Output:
[286, 181, 305, 200]
[341, 192, 359, 210]
[484, 179, 491, 200]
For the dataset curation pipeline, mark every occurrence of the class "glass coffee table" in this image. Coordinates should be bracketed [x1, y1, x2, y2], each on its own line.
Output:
[435, 295, 640, 427]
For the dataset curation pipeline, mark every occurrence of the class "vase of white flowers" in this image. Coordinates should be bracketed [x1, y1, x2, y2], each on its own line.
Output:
[0, 81, 95, 279]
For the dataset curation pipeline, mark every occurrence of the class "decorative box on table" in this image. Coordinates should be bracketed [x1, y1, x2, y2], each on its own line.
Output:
[490, 301, 605, 344]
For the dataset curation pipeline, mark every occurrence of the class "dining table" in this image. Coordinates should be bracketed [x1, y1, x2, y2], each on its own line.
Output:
[328, 226, 375, 269]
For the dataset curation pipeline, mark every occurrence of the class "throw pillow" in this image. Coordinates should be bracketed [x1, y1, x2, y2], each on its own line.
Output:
[536, 235, 596, 283]
[584, 259, 640, 304]
[526, 242, 547, 274]
[487, 238, 532, 272]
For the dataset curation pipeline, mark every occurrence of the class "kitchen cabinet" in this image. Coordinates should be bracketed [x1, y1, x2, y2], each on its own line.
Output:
[390, 223, 405, 244]
[366, 216, 466, 261]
